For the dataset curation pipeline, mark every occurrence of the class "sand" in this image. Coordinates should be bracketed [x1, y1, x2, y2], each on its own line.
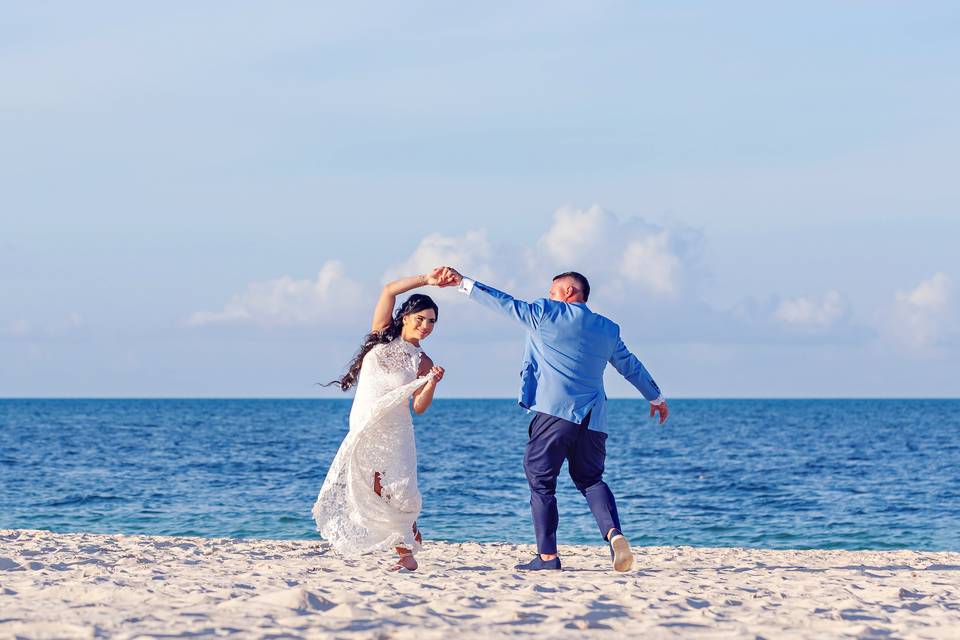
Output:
[2, 529, 959, 639]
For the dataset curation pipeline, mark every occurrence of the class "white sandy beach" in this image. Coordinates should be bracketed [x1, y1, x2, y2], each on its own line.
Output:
[2, 529, 959, 639]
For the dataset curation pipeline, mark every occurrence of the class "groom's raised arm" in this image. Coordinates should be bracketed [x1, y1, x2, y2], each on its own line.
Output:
[446, 270, 545, 331]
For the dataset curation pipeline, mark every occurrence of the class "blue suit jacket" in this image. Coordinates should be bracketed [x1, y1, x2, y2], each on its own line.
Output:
[465, 280, 662, 432]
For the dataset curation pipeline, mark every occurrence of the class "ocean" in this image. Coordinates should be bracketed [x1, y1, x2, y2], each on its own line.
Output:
[1, 399, 957, 550]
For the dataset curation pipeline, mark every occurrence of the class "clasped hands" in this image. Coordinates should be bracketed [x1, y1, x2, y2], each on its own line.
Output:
[425, 267, 462, 288]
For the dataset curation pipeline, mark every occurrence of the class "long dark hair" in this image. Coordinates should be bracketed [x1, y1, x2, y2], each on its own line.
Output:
[323, 294, 439, 392]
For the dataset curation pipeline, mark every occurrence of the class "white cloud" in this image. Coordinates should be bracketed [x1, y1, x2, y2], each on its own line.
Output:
[189, 208, 694, 341]
[379, 206, 692, 311]
[620, 232, 681, 295]
[774, 291, 846, 327]
[380, 230, 520, 316]
[898, 272, 949, 310]
[186, 207, 878, 349]
[892, 272, 953, 348]
[535, 205, 690, 297]
[383, 230, 498, 285]
[186, 260, 366, 328]
[538, 205, 620, 265]
[370, 206, 705, 345]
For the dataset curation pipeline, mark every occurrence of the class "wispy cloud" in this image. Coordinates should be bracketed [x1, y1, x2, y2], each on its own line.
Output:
[1, 313, 84, 341]
[186, 261, 366, 328]
[774, 291, 846, 328]
[3, 319, 32, 338]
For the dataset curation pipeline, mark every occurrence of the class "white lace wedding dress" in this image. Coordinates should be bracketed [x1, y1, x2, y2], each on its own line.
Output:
[312, 337, 431, 556]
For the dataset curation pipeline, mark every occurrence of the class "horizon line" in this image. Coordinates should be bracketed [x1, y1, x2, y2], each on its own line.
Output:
[1, 396, 958, 401]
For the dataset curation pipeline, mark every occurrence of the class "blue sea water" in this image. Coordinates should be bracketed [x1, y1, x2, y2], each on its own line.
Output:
[1, 399, 958, 550]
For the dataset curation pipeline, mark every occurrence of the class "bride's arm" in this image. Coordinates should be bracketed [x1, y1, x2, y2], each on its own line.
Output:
[371, 269, 445, 332]
[412, 354, 444, 414]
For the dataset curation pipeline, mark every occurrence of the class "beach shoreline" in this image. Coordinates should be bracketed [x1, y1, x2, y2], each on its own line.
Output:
[2, 528, 959, 639]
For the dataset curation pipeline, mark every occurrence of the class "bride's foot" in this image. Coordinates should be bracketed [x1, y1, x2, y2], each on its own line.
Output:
[389, 552, 418, 572]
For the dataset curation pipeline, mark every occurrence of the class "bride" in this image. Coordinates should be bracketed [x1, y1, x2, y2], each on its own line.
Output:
[313, 270, 447, 571]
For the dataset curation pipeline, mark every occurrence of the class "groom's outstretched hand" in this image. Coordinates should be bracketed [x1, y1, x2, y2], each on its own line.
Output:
[650, 400, 669, 425]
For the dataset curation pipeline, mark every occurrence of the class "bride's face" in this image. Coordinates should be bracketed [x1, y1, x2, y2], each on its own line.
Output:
[401, 308, 437, 342]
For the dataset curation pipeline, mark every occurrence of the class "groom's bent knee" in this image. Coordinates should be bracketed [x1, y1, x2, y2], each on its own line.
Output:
[525, 462, 559, 495]
[572, 476, 606, 495]
[526, 469, 558, 495]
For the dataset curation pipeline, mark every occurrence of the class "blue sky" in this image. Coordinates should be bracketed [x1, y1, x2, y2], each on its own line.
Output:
[2, 2, 958, 397]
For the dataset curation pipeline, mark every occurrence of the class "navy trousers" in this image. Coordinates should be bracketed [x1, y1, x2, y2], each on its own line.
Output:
[523, 411, 622, 555]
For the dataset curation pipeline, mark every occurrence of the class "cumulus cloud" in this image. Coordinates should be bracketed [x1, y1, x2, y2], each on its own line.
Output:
[620, 232, 682, 295]
[369, 206, 710, 344]
[534, 205, 694, 298]
[774, 291, 846, 328]
[898, 272, 950, 310]
[538, 205, 619, 265]
[187, 260, 366, 328]
[383, 230, 499, 286]
[892, 272, 953, 348]
[376, 229, 531, 340]
[374, 205, 759, 346]
[187, 206, 878, 348]
[378, 206, 696, 312]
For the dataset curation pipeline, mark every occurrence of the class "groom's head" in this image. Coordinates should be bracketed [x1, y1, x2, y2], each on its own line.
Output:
[550, 272, 590, 303]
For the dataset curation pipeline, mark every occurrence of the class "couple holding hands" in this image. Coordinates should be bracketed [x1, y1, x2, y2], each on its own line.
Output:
[313, 267, 668, 572]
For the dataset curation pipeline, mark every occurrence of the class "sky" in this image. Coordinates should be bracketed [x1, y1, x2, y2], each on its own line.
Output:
[2, 2, 958, 398]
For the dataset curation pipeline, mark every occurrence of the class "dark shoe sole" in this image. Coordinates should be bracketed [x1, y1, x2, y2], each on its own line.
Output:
[515, 557, 562, 571]
[514, 563, 562, 571]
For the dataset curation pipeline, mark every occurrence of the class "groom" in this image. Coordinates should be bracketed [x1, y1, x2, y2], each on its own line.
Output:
[435, 267, 668, 572]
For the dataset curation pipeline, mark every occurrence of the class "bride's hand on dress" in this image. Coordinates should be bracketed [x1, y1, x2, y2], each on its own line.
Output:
[429, 365, 445, 383]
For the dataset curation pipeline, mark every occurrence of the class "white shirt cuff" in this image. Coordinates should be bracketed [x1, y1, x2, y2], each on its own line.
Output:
[458, 277, 475, 296]
[650, 395, 665, 406]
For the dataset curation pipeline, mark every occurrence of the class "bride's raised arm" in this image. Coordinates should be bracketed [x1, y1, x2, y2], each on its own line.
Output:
[371, 269, 445, 332]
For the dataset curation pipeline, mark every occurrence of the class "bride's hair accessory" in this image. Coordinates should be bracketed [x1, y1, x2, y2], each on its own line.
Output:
[321, 294, 439, 391]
